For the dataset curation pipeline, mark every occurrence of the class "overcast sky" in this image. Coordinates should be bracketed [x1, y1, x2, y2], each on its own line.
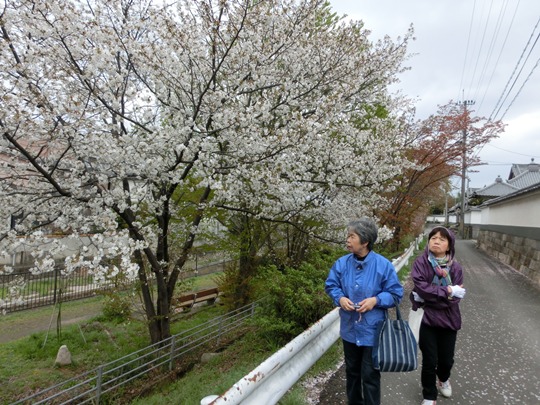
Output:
[328, 0, 540, 191]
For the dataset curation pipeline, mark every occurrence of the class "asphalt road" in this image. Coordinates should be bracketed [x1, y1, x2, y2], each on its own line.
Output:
[316, 239, 540, 405]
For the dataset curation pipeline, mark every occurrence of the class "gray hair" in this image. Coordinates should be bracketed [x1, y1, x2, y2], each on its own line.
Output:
[347, 218, 378, 251]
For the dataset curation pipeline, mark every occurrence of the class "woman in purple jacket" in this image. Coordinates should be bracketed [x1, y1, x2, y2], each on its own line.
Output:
[325, 218, 403, 405]
[410, 226, 466, 405]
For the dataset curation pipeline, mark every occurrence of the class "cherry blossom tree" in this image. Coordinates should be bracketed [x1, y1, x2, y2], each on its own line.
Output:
[0, 0, 413, 342]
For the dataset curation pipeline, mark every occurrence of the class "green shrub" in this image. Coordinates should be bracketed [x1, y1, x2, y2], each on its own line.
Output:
[251, 248, 340, 346]
[214, 260, 247, 311]
[101, 292, 132, 322]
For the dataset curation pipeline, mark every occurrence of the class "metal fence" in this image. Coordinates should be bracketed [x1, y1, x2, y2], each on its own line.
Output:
[0, 254, 234, 313]
[11, 301, 258, 405]
[0, 266, 114, 313]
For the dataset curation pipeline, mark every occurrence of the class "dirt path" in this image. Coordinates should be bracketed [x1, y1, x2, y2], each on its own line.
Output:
[0, 299, 103, 344]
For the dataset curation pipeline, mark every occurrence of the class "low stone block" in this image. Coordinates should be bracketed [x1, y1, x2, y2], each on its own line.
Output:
[55, 345, 72, 366]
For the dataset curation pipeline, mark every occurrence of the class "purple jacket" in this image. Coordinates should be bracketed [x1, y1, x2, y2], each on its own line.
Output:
[409, 236, 464, 331]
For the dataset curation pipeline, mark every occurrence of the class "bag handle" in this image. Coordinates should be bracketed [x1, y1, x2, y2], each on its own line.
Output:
[381, 295, 403, 321]
[390, 295, 403, 321]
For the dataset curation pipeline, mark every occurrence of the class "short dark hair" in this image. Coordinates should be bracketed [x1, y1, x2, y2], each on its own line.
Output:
[428, 226, 452, 241]
[347, 218, 378, 251]
[428, 226, 455, 255]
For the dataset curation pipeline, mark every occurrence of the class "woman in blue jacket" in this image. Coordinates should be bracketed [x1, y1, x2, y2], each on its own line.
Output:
[325, 218, 404, 405]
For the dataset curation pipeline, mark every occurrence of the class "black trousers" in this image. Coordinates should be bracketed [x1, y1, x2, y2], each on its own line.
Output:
[418, 323, 458, 400]
[342, 340, 381, 405]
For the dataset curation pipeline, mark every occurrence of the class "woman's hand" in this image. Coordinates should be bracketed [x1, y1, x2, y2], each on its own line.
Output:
[448, 284, 466, 299]
[339, 296, 377, 312]
[357, 297, 377, 313]
[339, 296, 357, 311]
[412, 291, 425, 302]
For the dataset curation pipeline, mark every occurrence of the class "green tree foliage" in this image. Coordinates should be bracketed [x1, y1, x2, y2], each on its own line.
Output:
[250, 247, 340, 346]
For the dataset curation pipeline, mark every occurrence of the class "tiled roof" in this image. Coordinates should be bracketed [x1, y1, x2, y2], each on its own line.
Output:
[471, 176, 518, 198]
[508, 158, 539, 180]
[508, 170, 540, 189]
[468, 159, 540, 207]
[482, 182, 540, 206]
[508, 164, 529, 179]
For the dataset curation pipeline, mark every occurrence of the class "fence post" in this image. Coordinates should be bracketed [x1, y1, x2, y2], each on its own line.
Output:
[53, 266, 59, 304]
[95, 365, 103, 403]
[216, 316, 224, 346]
[169, 336, 177, 371]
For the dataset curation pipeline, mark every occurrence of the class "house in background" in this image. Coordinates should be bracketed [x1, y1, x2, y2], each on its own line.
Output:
[465, 158, 540, 287]
[468, 175, 518, 206]
[465, 176, 519, 237]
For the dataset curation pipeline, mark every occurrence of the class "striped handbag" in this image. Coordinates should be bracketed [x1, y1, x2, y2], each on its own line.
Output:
[372, 296, 418, 372]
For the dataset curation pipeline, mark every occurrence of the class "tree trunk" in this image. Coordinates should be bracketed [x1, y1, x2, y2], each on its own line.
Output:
[227, 214, 264, 308]
[134, 250, 170, 344]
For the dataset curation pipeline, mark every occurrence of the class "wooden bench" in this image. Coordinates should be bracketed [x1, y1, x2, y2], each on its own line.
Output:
[173, 287, 219, 311]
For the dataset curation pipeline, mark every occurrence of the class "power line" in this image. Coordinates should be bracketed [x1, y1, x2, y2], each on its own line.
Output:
[489, 16, 540, 120]
[472, 0, 507, 104]
[481, 161, 516, 165]
[476, 0, 519, 112]
[458, 0, 477, 101]
[499, 54, 540, 120]
[485, 143, 540, 158]
[466, 1, 493, 98]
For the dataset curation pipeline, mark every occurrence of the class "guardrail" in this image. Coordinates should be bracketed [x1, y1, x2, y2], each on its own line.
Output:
[201, 234, 424, 405]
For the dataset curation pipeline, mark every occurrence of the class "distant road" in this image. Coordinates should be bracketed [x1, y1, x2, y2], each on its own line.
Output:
[317, 239, 540, 404]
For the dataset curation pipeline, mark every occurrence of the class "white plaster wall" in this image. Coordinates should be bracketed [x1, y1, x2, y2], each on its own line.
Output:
[465, 210, 482, 225]
[426, 214, 457, 223]
[480, 190, 540, 227]
[471, 210, 481, 225]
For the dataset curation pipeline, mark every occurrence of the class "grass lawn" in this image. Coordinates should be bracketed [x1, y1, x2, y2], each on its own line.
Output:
[129, 331, 344, 405]
[0, 272, 225, 404]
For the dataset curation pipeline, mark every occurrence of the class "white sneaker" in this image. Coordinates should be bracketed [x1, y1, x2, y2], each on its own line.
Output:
[421, 400, 436, 405]
[438, 379, 452, 397]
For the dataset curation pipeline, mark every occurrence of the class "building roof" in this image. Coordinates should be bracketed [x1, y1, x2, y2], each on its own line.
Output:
[471, 175, 518, 198]
[508, 159, 537, 179]
[482, 182, 540, 206]
[506, 159, 540, 189]
[467, 158, 540, 211]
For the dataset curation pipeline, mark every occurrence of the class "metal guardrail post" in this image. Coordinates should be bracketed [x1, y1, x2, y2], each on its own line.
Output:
[96, 365, 103, 403]
[169, 336, 177, 371]
[216, 315, 224, 346]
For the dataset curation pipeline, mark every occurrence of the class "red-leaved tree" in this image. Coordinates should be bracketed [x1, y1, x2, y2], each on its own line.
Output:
[379, 102, 505, 249]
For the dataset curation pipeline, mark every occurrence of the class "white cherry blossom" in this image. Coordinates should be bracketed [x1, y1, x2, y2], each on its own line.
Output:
[0, 0, 414, 342]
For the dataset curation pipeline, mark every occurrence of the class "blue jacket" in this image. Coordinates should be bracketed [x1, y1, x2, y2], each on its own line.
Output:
[325, 251, 404, 346]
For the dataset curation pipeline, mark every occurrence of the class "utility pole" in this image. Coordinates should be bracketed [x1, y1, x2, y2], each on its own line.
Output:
[444, 190, 449, 226]
[458, 99, 475, 239]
